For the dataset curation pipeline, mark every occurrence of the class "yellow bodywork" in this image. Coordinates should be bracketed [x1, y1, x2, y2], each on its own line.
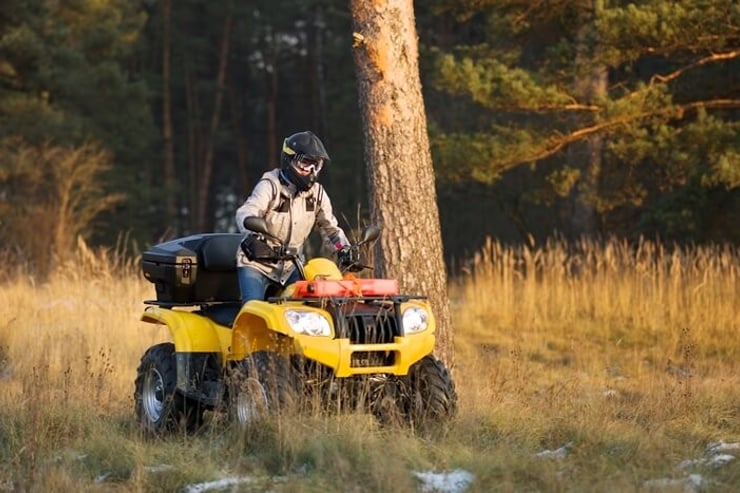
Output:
[141, 257, 437, 377]
[230, 299, 436, 377]
[142, 297, 436, 377]
[141, 307, 233, 354]
[303, 257, 342, 281]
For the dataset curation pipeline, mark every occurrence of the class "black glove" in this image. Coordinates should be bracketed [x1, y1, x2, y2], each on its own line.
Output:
[337, 246, 356, 268]
[241, 234, 275, 261]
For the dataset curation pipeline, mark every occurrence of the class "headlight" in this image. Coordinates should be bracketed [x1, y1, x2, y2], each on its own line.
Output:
[284, 310, 331, 337]
[402, 307, 428, 334]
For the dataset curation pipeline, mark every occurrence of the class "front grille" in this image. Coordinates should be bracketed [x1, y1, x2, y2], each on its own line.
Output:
[333, 302, 400, 344]
[351, 351, 394, 367]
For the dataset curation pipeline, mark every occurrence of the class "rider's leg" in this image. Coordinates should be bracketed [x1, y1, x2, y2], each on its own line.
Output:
[285, 268, 301, 286]
[237, 266, 270, 304]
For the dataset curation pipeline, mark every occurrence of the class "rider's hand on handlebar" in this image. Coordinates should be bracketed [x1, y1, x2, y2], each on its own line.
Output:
[337, 246, 356, 268]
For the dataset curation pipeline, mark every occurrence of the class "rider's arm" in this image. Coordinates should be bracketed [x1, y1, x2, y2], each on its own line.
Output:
[314, 185, 349, 250]
[235, 177, 275, 234]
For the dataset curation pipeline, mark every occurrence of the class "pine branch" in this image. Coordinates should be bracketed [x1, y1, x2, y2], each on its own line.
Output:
[650, 50, 740, 84]
[497, 99, 740, 171]
[496, 102, 602, 113]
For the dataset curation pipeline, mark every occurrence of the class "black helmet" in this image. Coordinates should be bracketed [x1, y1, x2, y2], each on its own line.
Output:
[280, 131, 330, 191]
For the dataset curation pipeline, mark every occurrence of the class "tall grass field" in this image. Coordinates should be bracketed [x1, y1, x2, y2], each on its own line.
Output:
[1, 238, 738, 492]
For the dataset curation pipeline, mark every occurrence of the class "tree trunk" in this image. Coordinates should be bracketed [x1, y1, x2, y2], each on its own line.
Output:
[185, 71, 200, 234]
[310, 6, 329, 139]
[196, 15, 232, 232]
[266, 36, 279, 170]
[228, 75, 250, 194]
[350, 0, 454, 365]
[161, 0, 177, 232]
[568, 0, 607, 238]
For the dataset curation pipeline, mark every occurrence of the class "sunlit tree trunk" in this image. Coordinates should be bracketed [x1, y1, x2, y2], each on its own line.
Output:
[568, 0, 607, 238]
[350, 0, 454, 365]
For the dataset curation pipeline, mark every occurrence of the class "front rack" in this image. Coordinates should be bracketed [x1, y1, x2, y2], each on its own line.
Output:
[143, 300, 241, 308]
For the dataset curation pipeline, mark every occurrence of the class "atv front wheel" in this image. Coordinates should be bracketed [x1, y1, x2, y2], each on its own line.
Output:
[134, 343, 202, 435]
[229, 351, 300, 428]
[375, 355, 457, 433]
[406, 355, 457, 425]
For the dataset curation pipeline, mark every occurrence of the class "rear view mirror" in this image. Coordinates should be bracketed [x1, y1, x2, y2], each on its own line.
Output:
[358, 225, 380, 246]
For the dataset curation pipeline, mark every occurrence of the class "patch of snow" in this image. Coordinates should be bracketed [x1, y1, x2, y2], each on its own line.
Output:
[533, 442, 572, 459]
[707, 441, 740, 454]
[181, 475, 287, 493]
[95, 472, 111, 483]
[707, 454, 736, 467]
[649, 439, 737, 491]
[678, 439, 738, 471]
[679, 454, 735, 470]
[643, 473, 706, 492]
[181, 477, 257, 493]
[413, 469, 474, 493]
[144, 464, 176, 473]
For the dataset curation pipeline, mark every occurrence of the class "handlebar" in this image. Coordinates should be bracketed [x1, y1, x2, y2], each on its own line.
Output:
[262, 246, 300, 262]
[242, 215, 380, 277]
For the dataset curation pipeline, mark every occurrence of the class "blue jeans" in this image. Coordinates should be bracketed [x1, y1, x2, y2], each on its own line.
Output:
[237, 266, 300, 304]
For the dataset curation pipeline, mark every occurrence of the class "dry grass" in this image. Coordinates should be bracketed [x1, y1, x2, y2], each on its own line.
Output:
[0, 237, 738, 492]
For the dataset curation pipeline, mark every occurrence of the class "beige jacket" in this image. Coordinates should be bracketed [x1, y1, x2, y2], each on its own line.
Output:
[235, 169, 349, 284]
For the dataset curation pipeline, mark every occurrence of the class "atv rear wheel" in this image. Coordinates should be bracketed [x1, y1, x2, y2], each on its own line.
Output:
[134, 343, 202, 435]
[229, 351, 300, 428]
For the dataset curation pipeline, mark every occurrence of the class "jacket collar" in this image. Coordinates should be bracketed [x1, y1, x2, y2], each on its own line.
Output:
[278, 169, 314, 196]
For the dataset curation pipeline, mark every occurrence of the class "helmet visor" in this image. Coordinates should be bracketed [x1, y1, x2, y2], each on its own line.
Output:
[294, 156, 324, 174]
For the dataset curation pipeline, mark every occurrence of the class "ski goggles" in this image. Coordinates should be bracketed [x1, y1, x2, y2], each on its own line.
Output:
[294, 156, 324, 174]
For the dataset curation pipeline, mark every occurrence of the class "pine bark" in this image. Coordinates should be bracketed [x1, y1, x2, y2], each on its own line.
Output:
[568, 0, 607, 238]
[350, 0, 454, 365]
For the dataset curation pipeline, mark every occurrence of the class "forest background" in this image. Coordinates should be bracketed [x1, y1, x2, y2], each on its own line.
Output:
[0, 0, 738, 278]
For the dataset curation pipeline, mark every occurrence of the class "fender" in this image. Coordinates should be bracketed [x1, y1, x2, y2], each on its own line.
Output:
[231, 300, 298, 359]
[141, 306, 232, 358]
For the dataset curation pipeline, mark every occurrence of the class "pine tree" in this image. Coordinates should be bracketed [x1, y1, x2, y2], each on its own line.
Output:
[351, 0, 454, 363]
[425, 0, 739, 241]
[0, 0, 153, 271]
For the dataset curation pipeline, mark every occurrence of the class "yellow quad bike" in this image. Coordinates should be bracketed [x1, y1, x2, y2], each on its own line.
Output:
[134, 218, 456, 434]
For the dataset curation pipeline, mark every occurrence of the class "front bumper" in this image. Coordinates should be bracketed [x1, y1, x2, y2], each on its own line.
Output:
[295, 332, 436, 377]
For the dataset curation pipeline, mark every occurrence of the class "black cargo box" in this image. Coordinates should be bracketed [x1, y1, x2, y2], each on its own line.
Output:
[142, 233, 242, 304]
